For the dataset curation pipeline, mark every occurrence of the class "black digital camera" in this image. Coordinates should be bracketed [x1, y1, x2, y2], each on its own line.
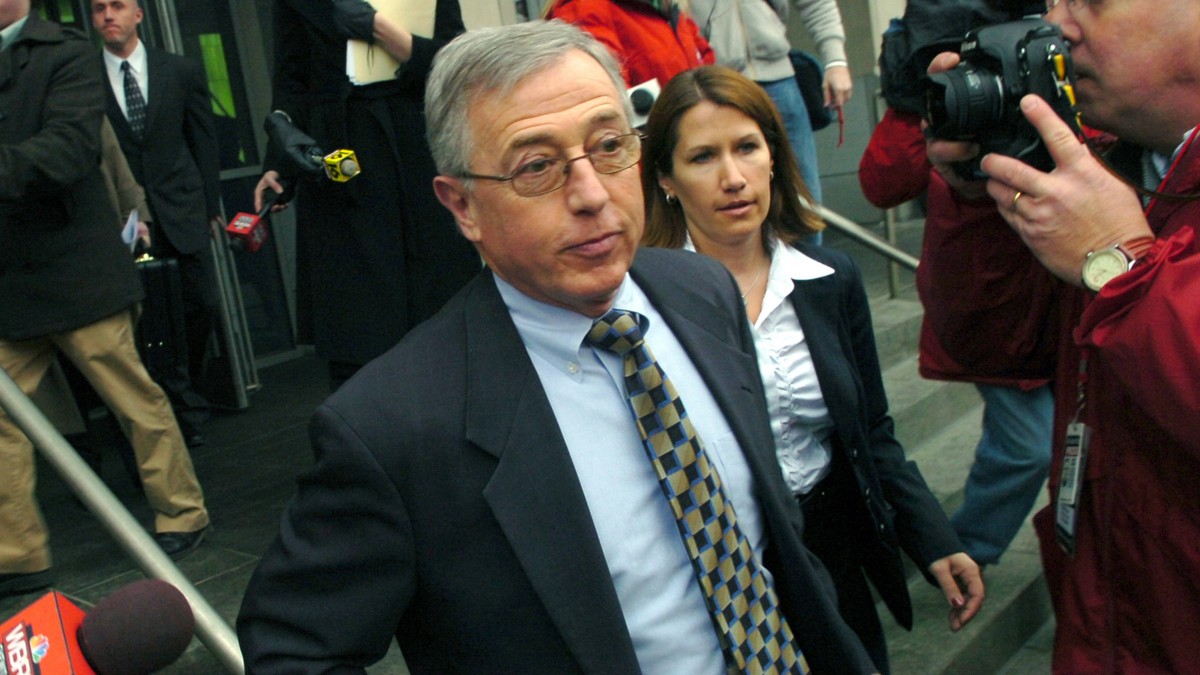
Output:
[925, 18, 1080, 179]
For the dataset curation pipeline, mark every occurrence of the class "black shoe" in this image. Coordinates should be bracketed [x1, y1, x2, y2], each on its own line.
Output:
[0, 570, 53, 599]
[154, 525, 210, 560]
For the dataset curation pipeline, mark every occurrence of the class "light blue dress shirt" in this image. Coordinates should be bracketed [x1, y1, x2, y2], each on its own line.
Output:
[495, 273, 773, 675]
[0, 15, 29, 51]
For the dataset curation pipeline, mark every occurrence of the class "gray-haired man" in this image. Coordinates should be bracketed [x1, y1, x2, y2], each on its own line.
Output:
[238, 20, 874, 674]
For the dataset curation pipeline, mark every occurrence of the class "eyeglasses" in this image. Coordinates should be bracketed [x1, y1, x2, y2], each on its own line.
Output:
[460, 132, 643, 197]
[1044, 0, 1089, 12]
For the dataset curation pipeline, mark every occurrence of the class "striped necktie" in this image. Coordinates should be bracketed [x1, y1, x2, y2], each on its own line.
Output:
[586, 309, 808, 675]
[121, 60, 147, 140]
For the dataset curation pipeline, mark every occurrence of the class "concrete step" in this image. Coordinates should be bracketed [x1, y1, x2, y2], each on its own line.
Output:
[877, 382, 1053, 675]
[996, 617, 1054, 674]
[882, 353, 981, 458]
[868, 296, 924, 371]
[884, 494, 1051, 675]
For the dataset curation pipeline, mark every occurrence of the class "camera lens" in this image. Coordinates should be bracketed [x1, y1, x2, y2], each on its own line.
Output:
[926, 64, 1006, 138]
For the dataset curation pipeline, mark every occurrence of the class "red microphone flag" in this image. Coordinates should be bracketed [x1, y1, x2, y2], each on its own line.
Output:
[1, 591, 94, 674]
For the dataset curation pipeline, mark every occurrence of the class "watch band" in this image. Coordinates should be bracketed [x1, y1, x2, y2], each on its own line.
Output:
[1118, 235, 1156, 262]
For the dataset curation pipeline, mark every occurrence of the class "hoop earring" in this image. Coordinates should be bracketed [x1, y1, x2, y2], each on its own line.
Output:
[769, 171, 775, 181]
[664, 192, 676, 205]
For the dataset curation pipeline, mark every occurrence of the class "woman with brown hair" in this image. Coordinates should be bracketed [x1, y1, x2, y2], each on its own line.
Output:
[641, 65, 984, 674]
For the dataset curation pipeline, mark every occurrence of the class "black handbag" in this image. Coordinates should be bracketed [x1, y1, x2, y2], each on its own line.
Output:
[788, 50, 833, 131]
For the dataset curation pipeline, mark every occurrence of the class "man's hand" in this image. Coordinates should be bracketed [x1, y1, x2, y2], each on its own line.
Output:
[924, 52, 989, 200]
[333, 0, 377, 43]
[136, 221, 151, 248]
[928, 552, 984, 632]
[982, 94, 1152, 285]
[824, 64, 853, 110]
[254, 170, 289, 214]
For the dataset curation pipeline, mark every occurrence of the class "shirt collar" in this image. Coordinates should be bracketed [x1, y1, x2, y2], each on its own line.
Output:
[759, 241, 833, 321]
[0, 14, 29, 51]
[494, 273, 656, 377]
[1149, 126, 1198, 184]
[103, 40, 147, 75]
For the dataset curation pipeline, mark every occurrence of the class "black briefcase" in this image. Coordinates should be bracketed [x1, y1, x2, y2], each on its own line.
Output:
[134, 255, 189, 377]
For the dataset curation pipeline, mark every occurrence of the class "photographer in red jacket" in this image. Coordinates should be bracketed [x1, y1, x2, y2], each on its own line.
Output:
[924, 0, 1200, 670]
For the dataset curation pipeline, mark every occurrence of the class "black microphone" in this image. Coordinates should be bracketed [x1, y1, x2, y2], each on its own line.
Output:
[77, 579, 195, 675]
[1, 580, 193, 674]
[630, 89, 655, 116]
[626, 79, 661, 129]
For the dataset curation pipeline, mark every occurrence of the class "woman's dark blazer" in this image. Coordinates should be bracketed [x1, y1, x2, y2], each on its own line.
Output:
[786, 240, 963, 630]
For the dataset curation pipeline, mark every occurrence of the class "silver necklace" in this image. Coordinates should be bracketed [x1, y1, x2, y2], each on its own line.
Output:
[739, 266, 765, 301]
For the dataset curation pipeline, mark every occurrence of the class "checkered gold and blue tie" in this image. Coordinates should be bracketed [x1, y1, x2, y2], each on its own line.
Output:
[587, 309, 809, 675]
[121, 61, 147, 141]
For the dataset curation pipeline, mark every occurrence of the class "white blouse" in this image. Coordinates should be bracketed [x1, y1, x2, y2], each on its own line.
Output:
[752, 243, 836, 496]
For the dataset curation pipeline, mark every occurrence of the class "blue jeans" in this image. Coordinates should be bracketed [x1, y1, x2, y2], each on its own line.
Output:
[759, 77, 823, 244]
[951, 383, 1053, 565]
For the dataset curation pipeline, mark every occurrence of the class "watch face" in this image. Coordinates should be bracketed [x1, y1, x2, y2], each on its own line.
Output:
[1083, 248, 1129, 291]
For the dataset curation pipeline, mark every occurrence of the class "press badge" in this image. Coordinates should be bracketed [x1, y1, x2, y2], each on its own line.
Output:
[1055, 421, 1091, 556]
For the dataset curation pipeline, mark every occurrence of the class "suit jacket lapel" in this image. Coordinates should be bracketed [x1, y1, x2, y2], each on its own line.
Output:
[462, 275, 641, 673]
[787, 277, 860, 445]
[144, 49, 164, 138]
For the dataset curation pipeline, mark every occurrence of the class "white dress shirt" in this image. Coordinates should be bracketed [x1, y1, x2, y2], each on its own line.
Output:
[753, 242, 837, 496]
[683, 238, 837, 496]
[101, 41, 149, 120]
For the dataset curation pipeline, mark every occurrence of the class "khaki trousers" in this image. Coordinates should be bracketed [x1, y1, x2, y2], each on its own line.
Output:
[0, 309, 208, 573]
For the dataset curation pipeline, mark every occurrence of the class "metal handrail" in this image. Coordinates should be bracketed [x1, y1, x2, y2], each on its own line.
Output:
[816, 203, 919, 272]
[0, 367, 245, 675]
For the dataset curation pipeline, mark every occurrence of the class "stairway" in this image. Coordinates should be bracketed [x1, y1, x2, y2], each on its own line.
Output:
[826, 218, 1055, 675]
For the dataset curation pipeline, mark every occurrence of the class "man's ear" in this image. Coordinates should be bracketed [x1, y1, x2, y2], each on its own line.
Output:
[433, 176, 481, 243]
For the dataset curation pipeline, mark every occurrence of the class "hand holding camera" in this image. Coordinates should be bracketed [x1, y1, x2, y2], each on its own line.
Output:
[923, 17, 1152, 287]
[924, 18, 1081, 180]
[982, 95, 1151, 287]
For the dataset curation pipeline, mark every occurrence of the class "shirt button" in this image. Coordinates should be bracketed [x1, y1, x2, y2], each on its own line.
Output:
[566, 362, 579, 374]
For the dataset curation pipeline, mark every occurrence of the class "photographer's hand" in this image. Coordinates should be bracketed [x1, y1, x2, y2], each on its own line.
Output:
[982, 94, 1152, 287]
[925, 52, 989, 200]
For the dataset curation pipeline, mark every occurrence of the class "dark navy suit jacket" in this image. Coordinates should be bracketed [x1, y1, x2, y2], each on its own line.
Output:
[101, 46, 220, 255]
[238, 247, 877, 674]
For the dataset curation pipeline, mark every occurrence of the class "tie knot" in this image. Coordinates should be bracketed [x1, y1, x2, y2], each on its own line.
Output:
[586, 309, 645, 356]
[121, 60, 131, 72]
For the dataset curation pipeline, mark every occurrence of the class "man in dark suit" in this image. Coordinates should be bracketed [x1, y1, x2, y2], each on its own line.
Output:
[238, 21, 877, 674]
[92, 0, 222, 445]
[0, 0, 210, 598]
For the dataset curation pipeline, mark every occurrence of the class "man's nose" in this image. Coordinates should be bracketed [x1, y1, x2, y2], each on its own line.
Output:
[562, 157, 611, 211]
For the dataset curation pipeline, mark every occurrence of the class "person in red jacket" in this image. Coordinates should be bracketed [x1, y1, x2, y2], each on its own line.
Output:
[859, 107, 1058, 568]
[925, 0, 1200, 669]
[542, 0, 714, 88]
